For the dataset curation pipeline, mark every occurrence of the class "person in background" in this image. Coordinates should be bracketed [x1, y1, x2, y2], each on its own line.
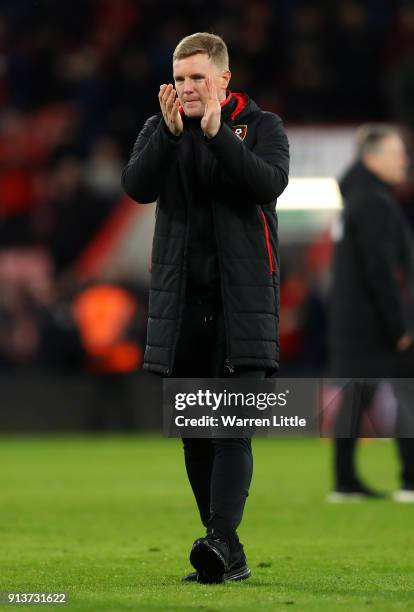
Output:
[329, 124, 414, 502]
[73, 283, 143, 431]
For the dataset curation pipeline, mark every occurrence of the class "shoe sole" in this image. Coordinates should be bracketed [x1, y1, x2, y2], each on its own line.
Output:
[393, 491, 414, 503]
[327, 491, 387, 503]
[327, 492, 365, 503]
[182, 566, 251, 583]
[224, 565, 251, 581]
[190, 541, 227, 584]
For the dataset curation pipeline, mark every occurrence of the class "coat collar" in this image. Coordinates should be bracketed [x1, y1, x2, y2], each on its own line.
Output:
[178, 91, 249, 122]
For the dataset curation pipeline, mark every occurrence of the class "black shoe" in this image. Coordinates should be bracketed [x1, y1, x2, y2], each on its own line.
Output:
[189, 533, 230, 584]
[327, 481, 388, 502]
[181, 571, 199, 582]
[226, 533, 251, 580]
[182, 562, 251, 583]
[224, 559, 251, 581]
[185, 531, 251, 583]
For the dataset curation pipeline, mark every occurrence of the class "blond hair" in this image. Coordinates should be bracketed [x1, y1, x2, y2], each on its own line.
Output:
[173, 32, 229, 70]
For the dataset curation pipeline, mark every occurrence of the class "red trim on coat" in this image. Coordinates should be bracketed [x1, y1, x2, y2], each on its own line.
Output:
[261, 210, 276, 274]
[229, 92, 249, 120]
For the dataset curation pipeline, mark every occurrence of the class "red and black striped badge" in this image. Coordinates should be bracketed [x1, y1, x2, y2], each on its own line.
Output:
[231, 125, 248, 140]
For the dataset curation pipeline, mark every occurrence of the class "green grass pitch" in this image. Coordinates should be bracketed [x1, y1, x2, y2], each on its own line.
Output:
[0, 435, 413, 611]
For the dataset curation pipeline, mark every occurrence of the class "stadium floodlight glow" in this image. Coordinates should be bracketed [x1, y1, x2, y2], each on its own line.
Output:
[277, 178, 343, 211]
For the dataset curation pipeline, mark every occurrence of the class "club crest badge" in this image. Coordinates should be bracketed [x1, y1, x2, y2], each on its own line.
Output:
[231, 125, 248, 141]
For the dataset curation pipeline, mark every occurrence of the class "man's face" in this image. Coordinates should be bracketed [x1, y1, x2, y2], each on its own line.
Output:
[173, 53, 229, 117]
[368, 134, 409, 186]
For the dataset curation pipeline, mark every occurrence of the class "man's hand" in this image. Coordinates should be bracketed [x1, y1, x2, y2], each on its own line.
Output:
[397, 332, 413, 352]
[159, 84, 183, 137]
[200, 76, 221, 139]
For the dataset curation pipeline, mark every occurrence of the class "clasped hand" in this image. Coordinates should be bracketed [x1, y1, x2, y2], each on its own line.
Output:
[200, 76, 221, 139]
[158, 84, 183, 136]
[159, 76, 221, 139]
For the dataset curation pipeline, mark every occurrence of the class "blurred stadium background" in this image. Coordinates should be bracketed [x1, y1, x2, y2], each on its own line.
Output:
[1, 0, 414, 432]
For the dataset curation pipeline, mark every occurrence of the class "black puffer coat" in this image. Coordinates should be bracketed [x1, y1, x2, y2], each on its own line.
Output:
[122, 92, 289, 375]
[330, 161, 414, 376]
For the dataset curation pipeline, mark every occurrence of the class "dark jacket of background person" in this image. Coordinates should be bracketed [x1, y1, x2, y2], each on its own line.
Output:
[330, 161, 414, 376]
[122, 93, 289, 376]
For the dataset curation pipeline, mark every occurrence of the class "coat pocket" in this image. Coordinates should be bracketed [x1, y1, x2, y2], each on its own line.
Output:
[261, 210, 276, 274]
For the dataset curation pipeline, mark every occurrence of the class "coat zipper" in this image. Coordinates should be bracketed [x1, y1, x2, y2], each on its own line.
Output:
[261, 210, 276, 274]
[165, 149, 193, 376]
[211, 198, 235, 374]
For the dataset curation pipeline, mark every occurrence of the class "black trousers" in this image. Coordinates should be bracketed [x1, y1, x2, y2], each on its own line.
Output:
[173, 298, 266, 540]
[333, 377, 414, 489]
